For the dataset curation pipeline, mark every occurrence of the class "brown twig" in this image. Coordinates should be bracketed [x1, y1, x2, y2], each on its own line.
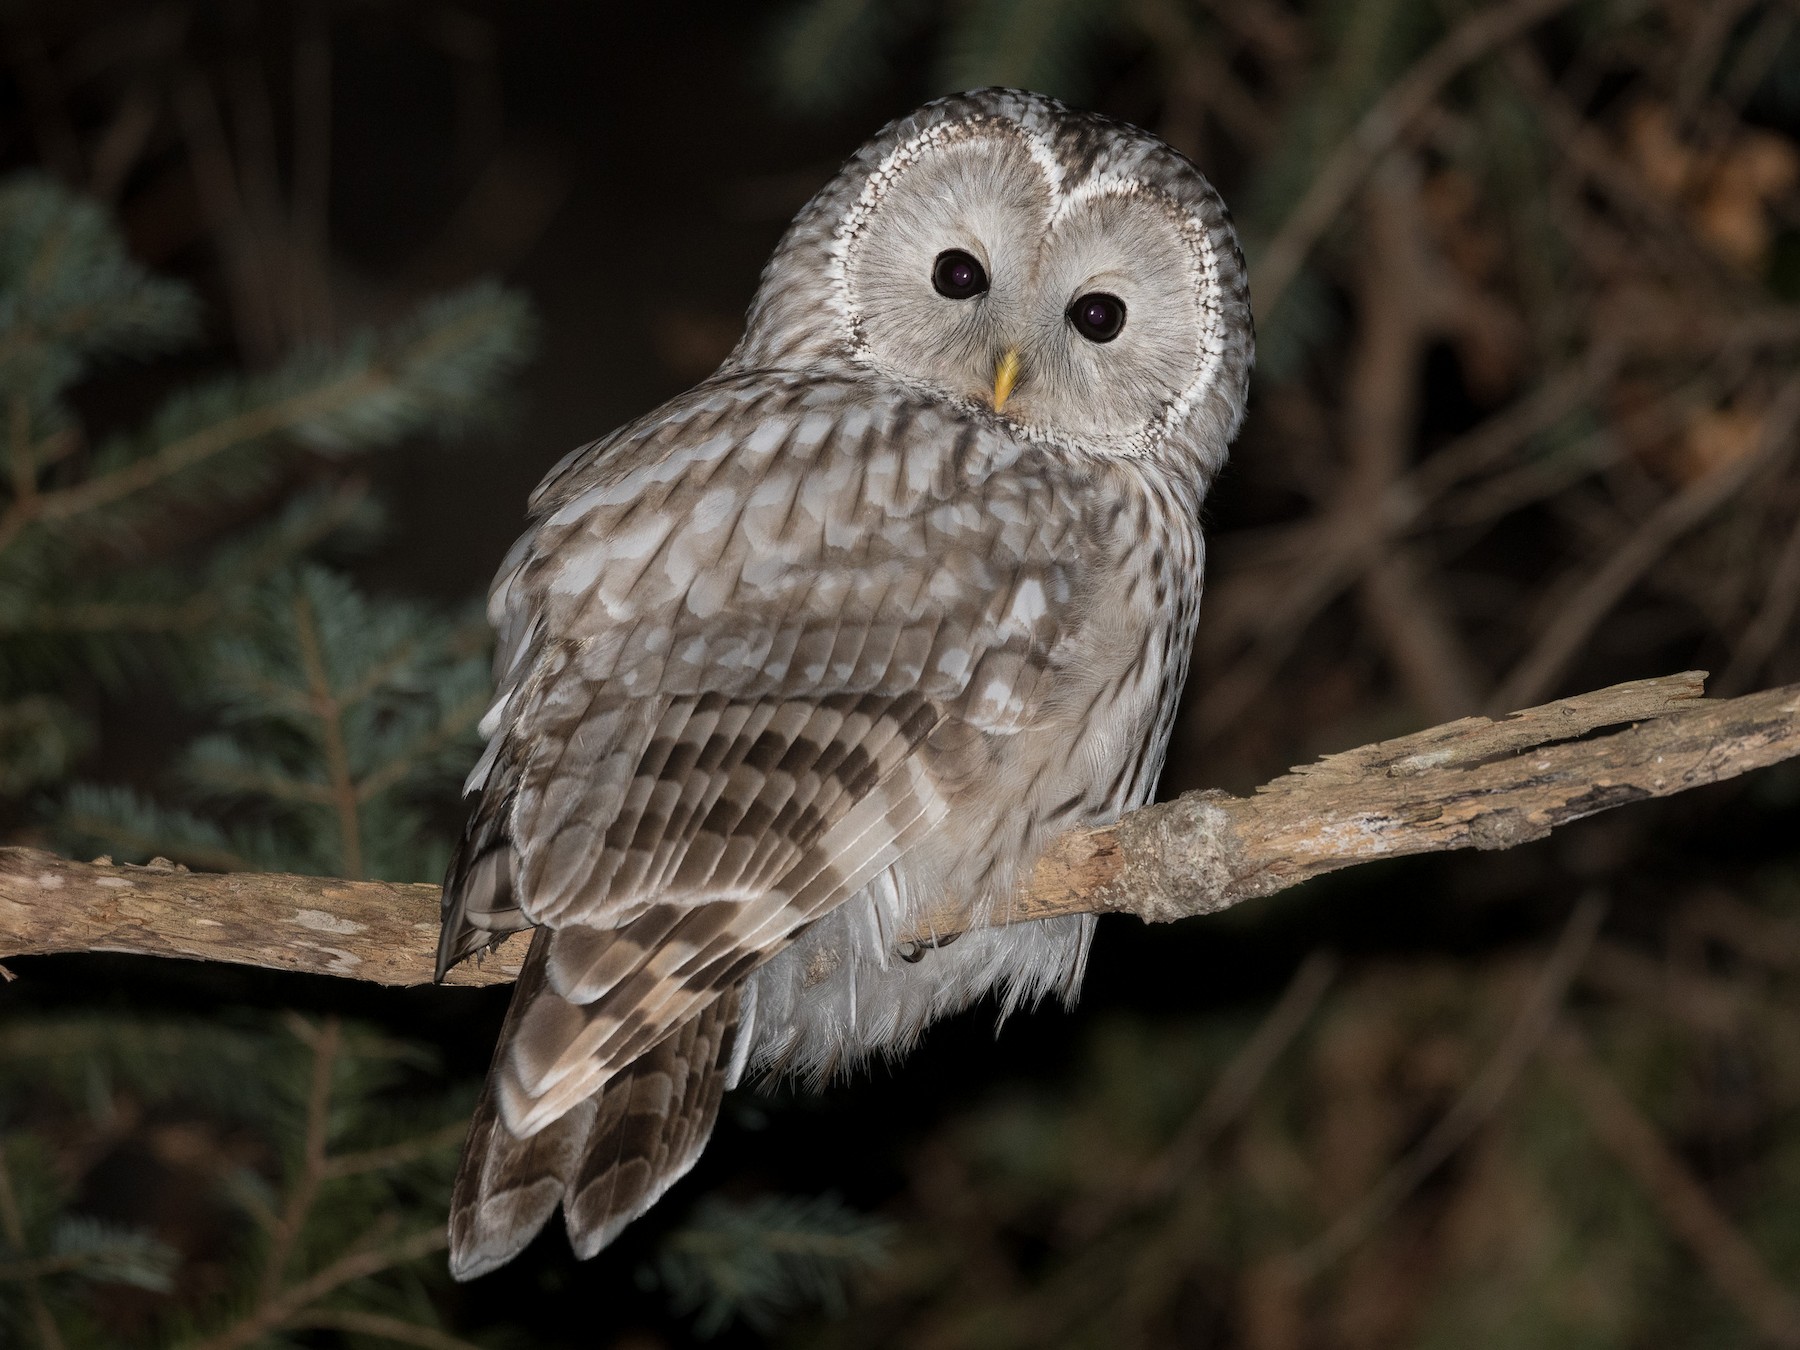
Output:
[1191, 347, 1615, 749]
[1581, 939, 1748, 1035]
[1134, 0, 1273, 159]
[1491, 377, 1800, 712]
[1548, 1022, 1800, 1347]
[1676, 888, 1800, 974]
[1140, 950, 1340, 1199]
[1253, 0, 1579, 316]
[8, 394, 37, 509]
[171, 68, 280, 365]
[3, 673, 1798, 986]
[1282, 895, 1605, 1281]
[1721, 502, 1800, 695]
[1344, 158, 1489, 718]
[87, 82, 159, 204]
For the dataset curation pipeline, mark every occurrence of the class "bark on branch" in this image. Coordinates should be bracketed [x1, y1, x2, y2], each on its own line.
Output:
[4, 672, 1797, 989]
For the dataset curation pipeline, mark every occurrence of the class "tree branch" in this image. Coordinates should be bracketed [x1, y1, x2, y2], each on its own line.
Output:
[1251, 0, 1579, 317]
[3, 672, 1797, 988]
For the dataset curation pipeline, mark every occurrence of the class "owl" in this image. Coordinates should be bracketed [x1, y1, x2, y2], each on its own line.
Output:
[436, 88, 1253, 1279]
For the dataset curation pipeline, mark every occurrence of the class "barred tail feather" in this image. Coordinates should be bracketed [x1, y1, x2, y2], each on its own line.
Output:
[566, 983, 740, 1257]
[448, 931, 742, 1280]
[448, 1079, 597, 1280]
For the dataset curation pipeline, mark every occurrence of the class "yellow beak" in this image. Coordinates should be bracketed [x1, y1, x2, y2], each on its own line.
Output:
[992, 348, 1022, 413]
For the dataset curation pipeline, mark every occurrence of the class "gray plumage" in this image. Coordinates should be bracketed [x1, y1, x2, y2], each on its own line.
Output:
[438, 88, 1253, 1280]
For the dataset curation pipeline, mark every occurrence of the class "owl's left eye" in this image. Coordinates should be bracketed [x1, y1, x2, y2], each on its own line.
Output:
[1069, 293, 1127, 343]
[932, 250, 989, 300]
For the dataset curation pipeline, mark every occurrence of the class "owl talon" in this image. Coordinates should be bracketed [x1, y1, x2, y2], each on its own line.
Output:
[895, 929, 962, 962]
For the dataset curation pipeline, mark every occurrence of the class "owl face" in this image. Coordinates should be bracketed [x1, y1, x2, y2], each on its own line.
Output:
[732, 90, 1253, 472]
[839, 123, 1219, 445]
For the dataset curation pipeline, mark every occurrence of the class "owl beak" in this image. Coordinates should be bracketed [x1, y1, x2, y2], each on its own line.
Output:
[991, 348, 1022, 413]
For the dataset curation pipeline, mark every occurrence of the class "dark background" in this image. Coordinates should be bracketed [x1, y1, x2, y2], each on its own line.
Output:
[7, 1, 1800, 1347]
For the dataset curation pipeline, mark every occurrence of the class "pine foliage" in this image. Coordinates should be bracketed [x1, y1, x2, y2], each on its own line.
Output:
[67, 567, 489, 881]
[645, 1194, 894, 1336]
[0, 172, 524, 1347]
[0, 1013, 474, 1350]
[0, 173, 531, 807]
[0, 175, 198, 394]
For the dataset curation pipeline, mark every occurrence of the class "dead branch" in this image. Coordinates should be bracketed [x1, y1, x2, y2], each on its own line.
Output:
[1548, 1022, 1800, 1347]
[3, 672, 1797, 989]
[1491, 377, 1800, 712]
[1282, 897, 1604, 1282]
[1252, 0, 1579, 316]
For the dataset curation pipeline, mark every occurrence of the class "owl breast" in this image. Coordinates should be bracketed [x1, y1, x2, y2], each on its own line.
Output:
[741, 455, 1205, 1081]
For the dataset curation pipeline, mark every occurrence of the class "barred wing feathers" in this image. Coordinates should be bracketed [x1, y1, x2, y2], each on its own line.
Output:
[440, 374, 1097, 1274]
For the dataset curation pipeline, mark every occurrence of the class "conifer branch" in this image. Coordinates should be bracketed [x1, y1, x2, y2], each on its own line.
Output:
[258, 1016, 340, 1303]
[319, 1123, 469, 1182]
[1, 482, 370, 637]
[291, 590, 364, 879]
[3, 673, 1797, 986]
[180, 1222, 450, 1350]
[0, 370, 379, 549]
[0, 1139, 66, 1350]
[351, 684, 492, 804]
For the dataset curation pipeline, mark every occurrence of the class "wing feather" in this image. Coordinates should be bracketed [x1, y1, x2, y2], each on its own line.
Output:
[443, 372, 1097, 1140]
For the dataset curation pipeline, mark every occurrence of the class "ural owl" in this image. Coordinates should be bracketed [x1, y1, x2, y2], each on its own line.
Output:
[437, 88, 1253, 1279]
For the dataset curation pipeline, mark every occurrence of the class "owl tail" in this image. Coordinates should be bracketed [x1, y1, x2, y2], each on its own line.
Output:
[448, 932, 743, 1281]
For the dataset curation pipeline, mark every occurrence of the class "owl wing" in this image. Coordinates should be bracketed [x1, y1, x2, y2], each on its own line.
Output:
[440, 375, 1100, 1274]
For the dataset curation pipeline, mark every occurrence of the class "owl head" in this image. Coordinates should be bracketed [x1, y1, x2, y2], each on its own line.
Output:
[729, 89, 1253, 480]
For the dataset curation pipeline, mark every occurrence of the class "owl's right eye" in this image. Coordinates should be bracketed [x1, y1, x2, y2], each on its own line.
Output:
[932, 250, 989, 300]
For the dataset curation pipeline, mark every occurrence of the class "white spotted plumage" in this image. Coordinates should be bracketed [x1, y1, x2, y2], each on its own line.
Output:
[438, 88, 1252, 1280]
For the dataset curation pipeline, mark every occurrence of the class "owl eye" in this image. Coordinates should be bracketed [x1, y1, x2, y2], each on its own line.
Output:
[1069, 293, 1126, 343]
[932, 250, 989, 300]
